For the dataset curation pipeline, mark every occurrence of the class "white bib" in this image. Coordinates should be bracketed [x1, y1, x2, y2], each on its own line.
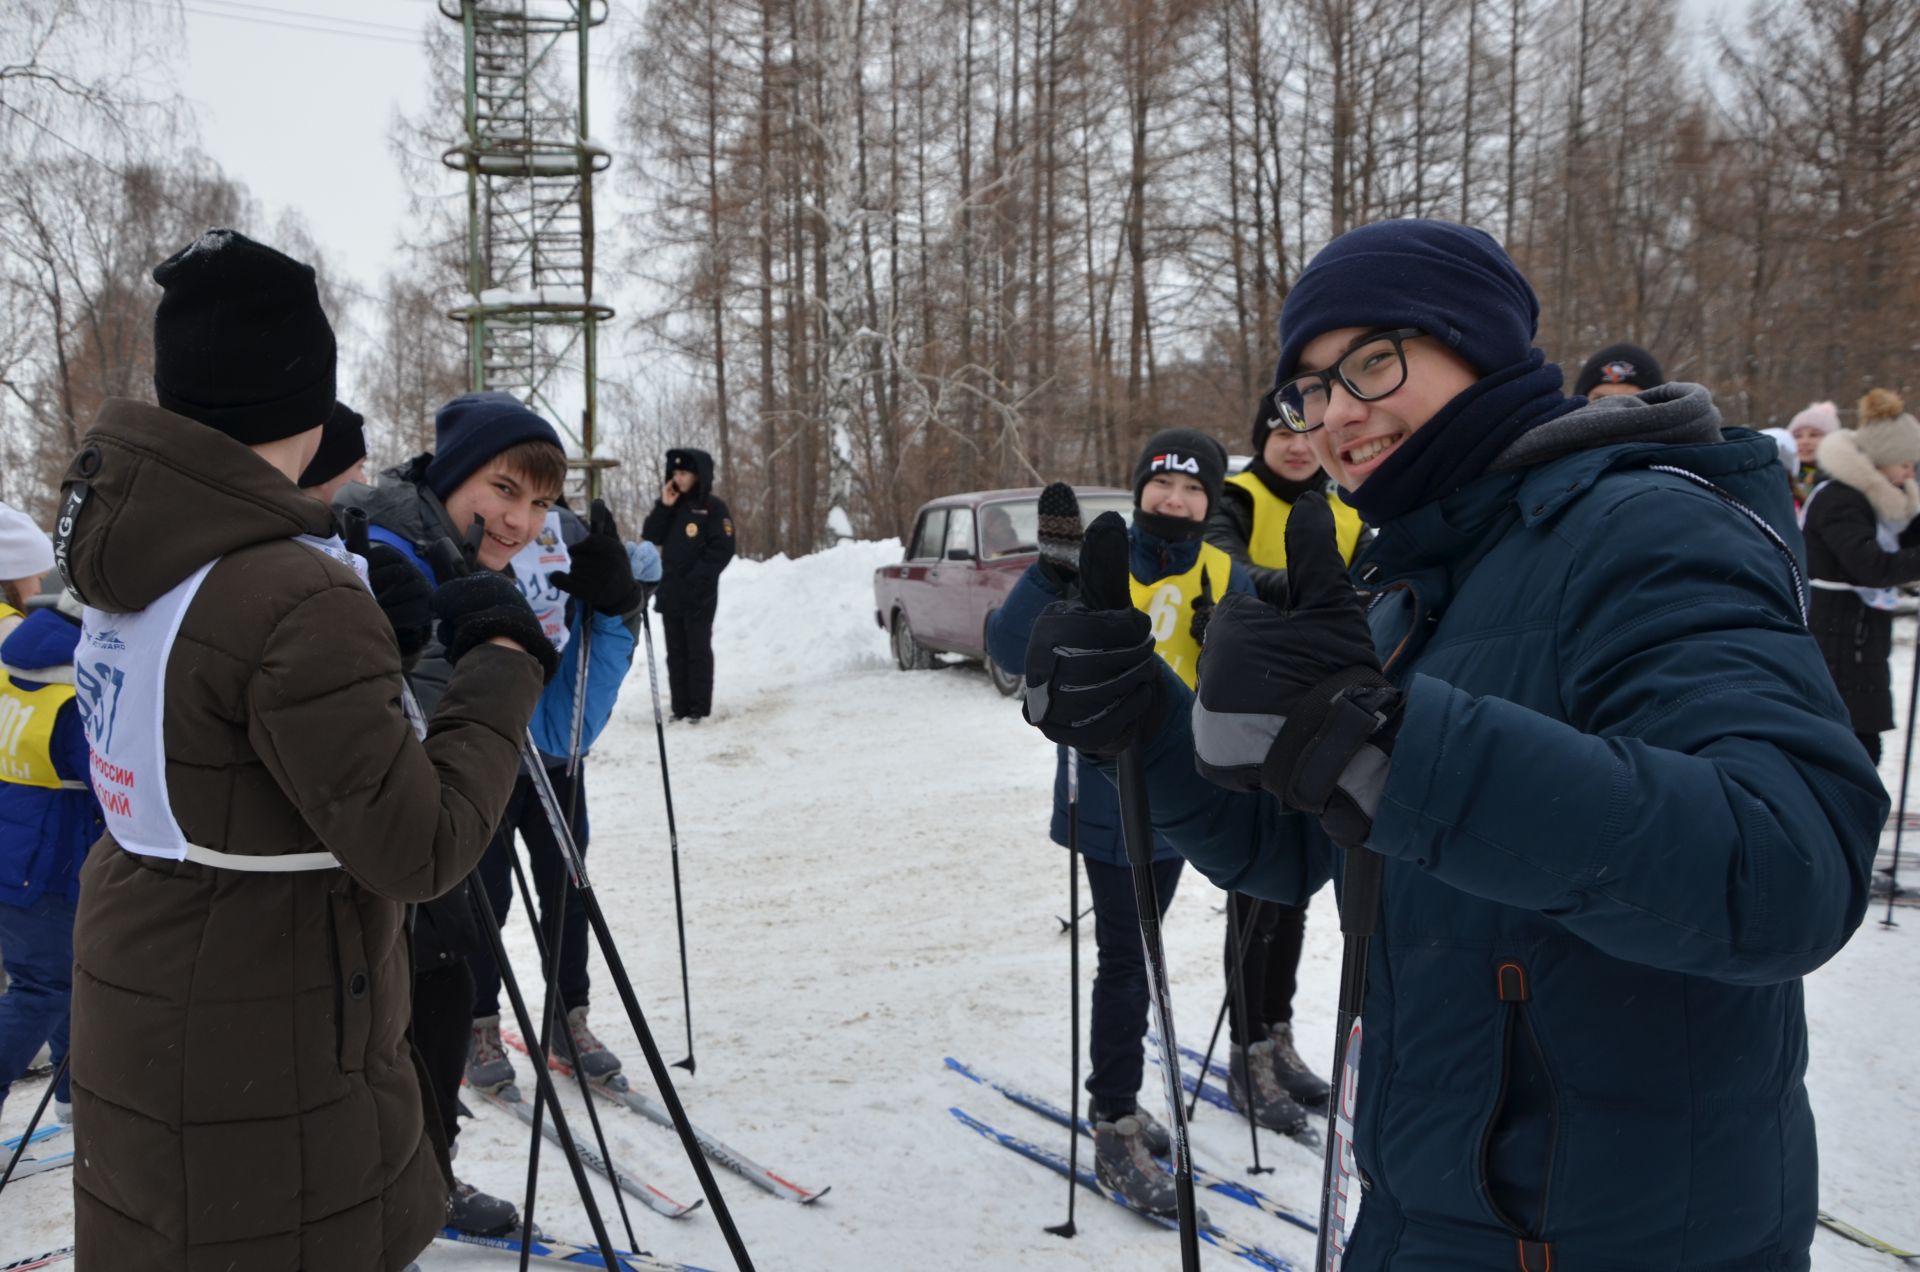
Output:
[75, 534, 413, 870]
[509, 510, 573, 654]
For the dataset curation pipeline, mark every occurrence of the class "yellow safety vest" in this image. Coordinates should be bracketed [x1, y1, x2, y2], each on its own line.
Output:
[1225, 471, 1365, 568]
[0, 670, 78, 792]
[1130, 541, 1234, 690]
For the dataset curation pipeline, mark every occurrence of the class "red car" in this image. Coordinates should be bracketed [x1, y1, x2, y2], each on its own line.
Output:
[873, 486, 1132, 694]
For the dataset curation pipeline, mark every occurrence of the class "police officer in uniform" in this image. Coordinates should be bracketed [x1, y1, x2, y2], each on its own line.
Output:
[641, 447, 735, 721]
[1202, 396, 1370, 1120]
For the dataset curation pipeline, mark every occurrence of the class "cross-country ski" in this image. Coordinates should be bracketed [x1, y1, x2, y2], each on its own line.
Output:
[470, 1082, 702, 1221]
[500, 1029, 829, 1204]
[944, 1056, 1317, 1234]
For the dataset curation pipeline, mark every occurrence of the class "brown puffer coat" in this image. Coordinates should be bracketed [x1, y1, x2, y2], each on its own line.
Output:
[59, 399, 544, 1271]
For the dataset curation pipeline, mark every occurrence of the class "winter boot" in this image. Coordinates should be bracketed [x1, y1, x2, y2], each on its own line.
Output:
[1229, 1040, 1309, 1135]
[1092, 1113, 1180, 1216]
[1268, 1022, 1332, 1113]
[553, 1005, 623, 1082]
[466, 1014, 515, 1091]
[447, 1177, 519, 1236]
[1090, 1097, 1172, 1158]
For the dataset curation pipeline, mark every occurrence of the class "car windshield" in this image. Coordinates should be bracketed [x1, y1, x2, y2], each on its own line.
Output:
[978, 495, 1132, 559]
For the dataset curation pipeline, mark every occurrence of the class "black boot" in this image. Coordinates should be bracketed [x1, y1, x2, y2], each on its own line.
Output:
[1268, 1022, 1332, 1114]
[1229, 1040, 1309, 1135]
[448, 1177, 520, 1237]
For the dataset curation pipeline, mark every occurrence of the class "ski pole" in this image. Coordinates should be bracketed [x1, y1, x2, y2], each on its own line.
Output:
[1885, 615, 1920, 928]
[640, 604, 697, 1073]
[463, 878, 626, 1272]
[1044, 747, 1081, 1239]
[1078, 515, 1201, 1272]
[517, 617, 645, 1268]
[1221, 895, 1270, 1175]
[0, 1053, 68, 1200]
[427, 529, 754, 1268]
[1315, 847, 1385, 1272]
[1189, 889, 1267, 1114]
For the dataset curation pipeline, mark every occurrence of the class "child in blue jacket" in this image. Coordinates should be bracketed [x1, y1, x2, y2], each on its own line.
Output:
[987, 428, 1251, 1214]
[0, 547, 103, 1123]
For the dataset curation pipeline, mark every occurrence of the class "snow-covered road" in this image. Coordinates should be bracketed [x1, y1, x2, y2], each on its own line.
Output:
[3, 540, 1914, 1269]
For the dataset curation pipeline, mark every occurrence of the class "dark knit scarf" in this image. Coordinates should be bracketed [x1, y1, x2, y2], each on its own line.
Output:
[1244, 455, 1327, 505]
[1341, 350, 1579, 524]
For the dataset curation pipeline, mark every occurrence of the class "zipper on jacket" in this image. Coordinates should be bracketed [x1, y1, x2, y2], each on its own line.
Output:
[1479, 961, 1558, 1272]
[325, 897, 345, 1067]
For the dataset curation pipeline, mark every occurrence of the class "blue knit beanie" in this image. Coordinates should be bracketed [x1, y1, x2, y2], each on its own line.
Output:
[1273, 220, 1540, 387]
[425, 392, 564, 500]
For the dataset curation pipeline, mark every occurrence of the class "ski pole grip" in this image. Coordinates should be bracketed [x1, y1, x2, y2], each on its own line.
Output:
[1338, 846, 1385, 941]
[426, 536, 473, 582]
[342, 507, 370, 558]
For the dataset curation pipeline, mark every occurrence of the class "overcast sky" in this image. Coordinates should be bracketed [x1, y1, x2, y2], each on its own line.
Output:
[161, 0, 1754, 390]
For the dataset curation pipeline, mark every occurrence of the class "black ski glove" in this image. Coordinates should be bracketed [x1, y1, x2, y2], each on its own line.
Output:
[431, 570, 560, 683]
[364, 543, 434, 662]
[1035, 481, 1084, 592]
[551, 499, 642, 617]
[1022, 511, 1164, 758]
[1189, 564, 1216, 644]
[1192, 492, 1400, 849]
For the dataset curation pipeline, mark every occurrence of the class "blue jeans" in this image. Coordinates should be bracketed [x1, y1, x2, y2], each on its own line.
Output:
[0, 892, 74, 1106]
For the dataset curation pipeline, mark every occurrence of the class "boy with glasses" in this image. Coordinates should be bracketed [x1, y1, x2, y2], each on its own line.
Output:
[1019, 219, 1883, 1270]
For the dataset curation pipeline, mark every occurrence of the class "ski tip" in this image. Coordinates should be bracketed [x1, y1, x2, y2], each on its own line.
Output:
[795, 1184, 833, 1205]
[942, 1056, 979, 1082]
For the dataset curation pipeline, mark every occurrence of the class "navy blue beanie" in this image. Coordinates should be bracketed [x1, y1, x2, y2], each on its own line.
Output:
[1273, 220, 1540, 387]
[424, 392, 564, 500]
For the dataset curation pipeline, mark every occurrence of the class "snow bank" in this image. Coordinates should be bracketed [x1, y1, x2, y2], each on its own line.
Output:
[707, 538, 901, 702]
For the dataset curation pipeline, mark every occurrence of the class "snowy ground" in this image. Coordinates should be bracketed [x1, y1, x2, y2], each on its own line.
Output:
[4, 541, 1917, 1269]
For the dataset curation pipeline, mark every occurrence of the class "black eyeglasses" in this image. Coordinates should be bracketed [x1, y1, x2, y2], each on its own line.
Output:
[1271, 328, 1428, 434]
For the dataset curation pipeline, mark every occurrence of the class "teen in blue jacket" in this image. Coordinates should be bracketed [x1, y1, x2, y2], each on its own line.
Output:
[1020, 221, 1884, 1270]
[988, 428, 1253, 1213]
[0, 586, 103, 1122]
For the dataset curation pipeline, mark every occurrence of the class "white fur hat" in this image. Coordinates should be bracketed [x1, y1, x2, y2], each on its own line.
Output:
[0, 502, 54, 584]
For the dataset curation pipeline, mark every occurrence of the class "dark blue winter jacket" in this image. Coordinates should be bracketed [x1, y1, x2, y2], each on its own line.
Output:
[988, 524, 1252, 866]
[0, 609, 102, 907]
[1111, 388, 1885, 1270]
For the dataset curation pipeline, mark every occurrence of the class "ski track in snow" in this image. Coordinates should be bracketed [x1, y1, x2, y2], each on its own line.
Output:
[2, 540, 1915, 1269]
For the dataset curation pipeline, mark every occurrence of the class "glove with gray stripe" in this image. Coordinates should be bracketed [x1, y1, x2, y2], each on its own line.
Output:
[1192, 492, 1400, 848]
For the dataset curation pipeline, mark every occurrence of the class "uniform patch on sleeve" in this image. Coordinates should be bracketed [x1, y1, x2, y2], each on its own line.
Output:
[722, 518, 734, 537]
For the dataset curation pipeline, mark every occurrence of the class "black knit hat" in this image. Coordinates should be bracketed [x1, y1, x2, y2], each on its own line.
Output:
[1573, 342, 1663, 397]
[297, 401, 368, 489]
[1132, 428, 1227, 516]
[151, 229, 337, 444]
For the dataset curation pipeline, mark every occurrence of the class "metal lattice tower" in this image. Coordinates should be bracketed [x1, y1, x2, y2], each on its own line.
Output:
[441, 0, 615, 502]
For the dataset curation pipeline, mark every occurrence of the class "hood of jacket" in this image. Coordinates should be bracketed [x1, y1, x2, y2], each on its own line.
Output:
[1814, 427, 1920, 525]
[334, 462, 462, 553]
[1, 607, 81, 680]
[1361, 383, 1790, 588]
[59, 398, 334, 613]
[665, 447, 715, 502]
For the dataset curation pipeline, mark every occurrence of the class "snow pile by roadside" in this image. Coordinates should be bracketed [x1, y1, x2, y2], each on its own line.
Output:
[707, 537, 901, 701]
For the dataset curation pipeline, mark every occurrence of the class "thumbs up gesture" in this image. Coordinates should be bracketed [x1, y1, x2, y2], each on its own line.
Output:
[1021, 510, 1165, 758]
[1192, 492, 1399, 847]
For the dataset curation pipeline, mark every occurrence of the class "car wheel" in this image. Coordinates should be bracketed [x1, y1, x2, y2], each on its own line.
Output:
[985, 653, 1021, 697]
[893, 611, 932, 671]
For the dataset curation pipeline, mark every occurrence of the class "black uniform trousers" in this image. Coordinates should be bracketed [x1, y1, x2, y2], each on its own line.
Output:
[1224, 894, 1309, 1046]
[470, 763, 593, 1019]
[661, 604, 717, 718]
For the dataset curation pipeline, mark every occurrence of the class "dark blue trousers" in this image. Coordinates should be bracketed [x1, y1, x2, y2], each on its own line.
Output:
[1081, 854, 1183, 1117]
[0, 893, 74, 1106]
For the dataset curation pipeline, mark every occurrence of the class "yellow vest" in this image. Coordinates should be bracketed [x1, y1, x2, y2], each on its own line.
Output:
[1130, 541, 1234, 690]
[1225, 470, 1365, 568]
[0, 668, 78, 792]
